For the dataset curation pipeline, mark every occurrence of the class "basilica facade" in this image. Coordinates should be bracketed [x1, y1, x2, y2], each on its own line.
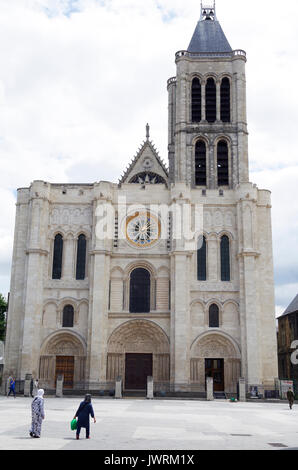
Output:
[3, 4, 278, 395]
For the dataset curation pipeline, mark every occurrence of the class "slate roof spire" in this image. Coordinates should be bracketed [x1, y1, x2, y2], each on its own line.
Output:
[281, 294, 298, 317]
[188, 1, 232, 53]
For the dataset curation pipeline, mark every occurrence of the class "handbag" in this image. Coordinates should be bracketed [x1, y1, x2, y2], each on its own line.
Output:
[70, 418, 77, 431]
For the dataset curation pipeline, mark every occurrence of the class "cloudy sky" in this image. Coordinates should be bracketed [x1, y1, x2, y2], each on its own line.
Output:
[0, 0, 297, 316]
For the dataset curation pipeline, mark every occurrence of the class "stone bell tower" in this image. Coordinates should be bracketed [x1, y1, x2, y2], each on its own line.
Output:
[167, 1, 248, 189]
[167, 3, 278, 393]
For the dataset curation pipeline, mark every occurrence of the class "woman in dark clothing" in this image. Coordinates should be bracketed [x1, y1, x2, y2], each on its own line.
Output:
[74, 394, 96, 439]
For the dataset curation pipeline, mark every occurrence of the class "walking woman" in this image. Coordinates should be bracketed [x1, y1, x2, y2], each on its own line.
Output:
[7, 377, 16, 398]
[287, 387, 295, 410]
[74, 394, 96, 439]
[29, 389, 45, 438]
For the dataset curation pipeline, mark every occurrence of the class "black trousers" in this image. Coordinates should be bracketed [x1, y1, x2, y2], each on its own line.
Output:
[76, 422, 90, 438]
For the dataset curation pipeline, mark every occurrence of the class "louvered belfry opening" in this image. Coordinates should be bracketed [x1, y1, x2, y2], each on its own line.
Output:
[52, 233, 63, 279]
[209, 304, 219, 328]
[76, 234, 87, 280]
[220, 235, 231, 281]
[197, 235, 207, 281]
[220, 77, 231, 122]
[192, 77, 202, 122]
[129, 268, 151, 313]
[206, 78, 216, 123]
[217, 140, 229, 186]
[195, 140, 207, 186]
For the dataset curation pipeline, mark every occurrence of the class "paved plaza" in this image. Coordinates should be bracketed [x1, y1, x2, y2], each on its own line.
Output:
[0, 396, 298, 451]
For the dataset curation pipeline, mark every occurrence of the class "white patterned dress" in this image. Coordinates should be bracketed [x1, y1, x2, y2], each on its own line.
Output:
[30, 397, 45, 437]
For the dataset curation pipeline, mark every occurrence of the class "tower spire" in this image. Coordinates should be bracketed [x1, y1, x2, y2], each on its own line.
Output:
[146, 123, 150, 141]
[200, 1, 217, 21]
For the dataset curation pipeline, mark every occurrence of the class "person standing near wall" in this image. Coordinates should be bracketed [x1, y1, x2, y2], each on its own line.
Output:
[7, 377, 16, 398]
[287, 387, 295, 410]
[6, 374, 12, 396]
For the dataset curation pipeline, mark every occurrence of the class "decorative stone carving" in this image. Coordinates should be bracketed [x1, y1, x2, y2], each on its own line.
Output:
[192, 333, 238, 359]
[50, 206, 92, 226]
[108, 320, 170, 355]
[43, 333, 85, 357]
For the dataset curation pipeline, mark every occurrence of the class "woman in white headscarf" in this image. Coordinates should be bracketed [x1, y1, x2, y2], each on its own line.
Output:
[29, 389, 45, 438]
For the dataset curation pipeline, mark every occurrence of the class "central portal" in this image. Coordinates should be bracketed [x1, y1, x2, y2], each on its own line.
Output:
[125, 353, 153, 390]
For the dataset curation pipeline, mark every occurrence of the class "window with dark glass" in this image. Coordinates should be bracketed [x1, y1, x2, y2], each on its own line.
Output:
[195, 141, 207, 186]
[129, 268, 150, 313]
[217, 140, 229, 186]
[76, 234, 87, 280]
[206, 78, 216, 123]
[192, 78, 202, 122]
[52, 234, 63, 279]
[220, 235, 231, 281]
[62, 304, 74, 327]
[197, 235, 207, 281]
[220, 77, 231, 122]
[209, 304, 219, 328]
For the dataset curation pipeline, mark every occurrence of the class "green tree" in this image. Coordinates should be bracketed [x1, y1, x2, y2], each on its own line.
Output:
[0, 294, 8, 342]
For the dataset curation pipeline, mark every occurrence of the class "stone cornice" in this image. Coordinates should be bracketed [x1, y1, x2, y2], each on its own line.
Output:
[26, 249, 49, 256]
[237, 249, 260, 259]
[108, 312, 170, 319]
[90, 249, 112, 256]
[110, 252, 170, 259]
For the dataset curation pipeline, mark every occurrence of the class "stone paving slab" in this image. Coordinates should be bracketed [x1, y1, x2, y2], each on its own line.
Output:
[0, 396, 298, 451]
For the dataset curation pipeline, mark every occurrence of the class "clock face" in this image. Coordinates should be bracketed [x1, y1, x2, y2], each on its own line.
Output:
[126, 211, 161, 248]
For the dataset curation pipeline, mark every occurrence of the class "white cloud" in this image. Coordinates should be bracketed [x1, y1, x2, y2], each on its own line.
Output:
[0, 0, 297, 312]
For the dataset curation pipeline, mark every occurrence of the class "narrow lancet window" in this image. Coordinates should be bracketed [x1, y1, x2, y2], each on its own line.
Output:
[217, 140, 229, 186]
[129, 268, 151, 313]
[197, 235, 207, 281]
[76, 234, 87, 280]
[220, 235, 231, 281]
[195, 140, 207, 186]
[62, 304, 74, 327]
[206, 78, 216, 123]
[220, 77, 231, 122]
[52, 233, 63, 280]
[209, 304, 219, 328]
[192, 78, 202, 122]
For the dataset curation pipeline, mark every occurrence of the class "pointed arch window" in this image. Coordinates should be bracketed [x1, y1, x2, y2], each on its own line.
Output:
[220, 77, 231, 122]
[206, 78, 216, 123]
[52, 233, 63, 280]
[217, 140, 229, 186]
[197, 235, 207, 281]
[129, 268, 151, 313]
[192, 78, 202, 122]
[76, 234, 87, 280]
[62, 304, 74, 327]
[220, 235, 231, 281]
[209, 304, 219, 328]
[195, 140, 207, 186]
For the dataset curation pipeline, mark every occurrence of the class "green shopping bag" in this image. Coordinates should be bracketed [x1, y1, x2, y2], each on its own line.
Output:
[70, 418, 77, 431]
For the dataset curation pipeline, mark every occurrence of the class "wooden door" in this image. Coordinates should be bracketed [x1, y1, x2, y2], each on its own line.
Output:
[55, 356, 74, 389]
[125, 353, 153, 390]
[205, 358, 224, 392]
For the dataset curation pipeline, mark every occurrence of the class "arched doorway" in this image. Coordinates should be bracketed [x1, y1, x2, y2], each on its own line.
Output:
[39, 332, 86, 389]
[190, 332, 241, 393]
[107, 320, 170, 391]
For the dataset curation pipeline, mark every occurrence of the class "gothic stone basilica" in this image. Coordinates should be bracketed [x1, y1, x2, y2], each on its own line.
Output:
[3, 5, 278, 396]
